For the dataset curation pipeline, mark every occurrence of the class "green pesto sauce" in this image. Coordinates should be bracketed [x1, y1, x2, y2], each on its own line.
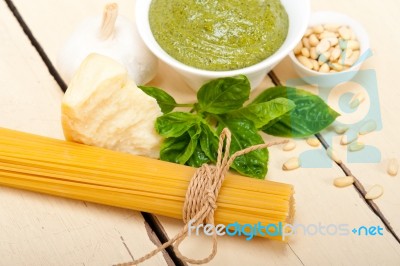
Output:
[149, 0, 289, 71]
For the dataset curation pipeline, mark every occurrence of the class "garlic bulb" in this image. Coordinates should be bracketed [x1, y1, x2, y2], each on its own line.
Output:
[57, 3, 158, 85]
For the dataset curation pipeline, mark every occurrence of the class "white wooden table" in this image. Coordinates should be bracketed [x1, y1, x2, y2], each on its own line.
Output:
[1, 0, 399, 265]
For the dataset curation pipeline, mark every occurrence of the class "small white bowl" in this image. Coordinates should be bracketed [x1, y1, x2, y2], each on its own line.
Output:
[136, 0, 311, 90]
[288, 11, 370, 88]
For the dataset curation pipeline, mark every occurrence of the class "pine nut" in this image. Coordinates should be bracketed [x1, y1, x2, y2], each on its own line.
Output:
[344, 51, 360, 66]
[319, 31, 337, 40]
[344, 48, 353, 58]
[339, 26, 351, 40]
[310, 47, 318, 59]
[302, 37, 311, 49]
[333, 176, 355, 188]
[319, 63, 330, 73]
[306, 137, 320, 147]
[326, 37, 339, 46]
[340, 129, 358, 145]
[348, 142, 365, 152]
[327, 147, 342, 164]
[311, 59, 319, 71]
[309, 34, 319, 47]
[365, 185, 384, 200]
[359, 120, 377, 135]
[304, 28, 313, 37]
[334, 125, 349, 134]
[283, 141, 296, 151]
[387, 158, 399, 177]
[324, 24, 340, 32]
[297, 56, 313, 69]
[347, 40, 360, 50]
[331, 62, 344, 71]
[301, 47, 310, 58]
[339, 39, 348, 50]
[318, 52, 330, 65]
[316, 39, 331, 54]
[283, 157, 301, 171]
[349, 92, 365, 109]
[313, 25, 324, 34]
[293, 41, 303, 55]
[330, 47, 341, 61]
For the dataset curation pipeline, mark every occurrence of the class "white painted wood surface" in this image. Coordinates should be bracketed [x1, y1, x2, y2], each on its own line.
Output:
[0, 1, 168, 265]
[3, 0, 400, 265]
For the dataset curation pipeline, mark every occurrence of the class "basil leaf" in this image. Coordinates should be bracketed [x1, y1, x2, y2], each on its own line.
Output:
[232, 98, 295, 129]
[196, 75, 250, 114]
[251, 86, 313, 104]
[217, 116, 268, 179]
[252, 86, 340, 137]
[160, 127, 200, 165]
[155, 112, 200, 138]
[199, 123, 219, 162]
[187, 145, 211, 167]
[138, 86, 177, 113]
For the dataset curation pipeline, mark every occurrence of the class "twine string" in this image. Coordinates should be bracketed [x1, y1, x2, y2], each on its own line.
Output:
[115, 128, 287, 266]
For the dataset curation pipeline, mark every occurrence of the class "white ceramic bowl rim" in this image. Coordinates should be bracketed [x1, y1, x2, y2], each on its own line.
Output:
[288, 10, 370, 77]
[136, 0, 311, 77]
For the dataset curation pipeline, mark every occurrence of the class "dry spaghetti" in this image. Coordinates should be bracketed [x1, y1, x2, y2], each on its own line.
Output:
[0, 127, 295, 243]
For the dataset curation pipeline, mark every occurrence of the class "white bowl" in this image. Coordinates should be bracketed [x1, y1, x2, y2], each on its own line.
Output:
[136, 0, 311, 91]
[288, 11, 370, 88]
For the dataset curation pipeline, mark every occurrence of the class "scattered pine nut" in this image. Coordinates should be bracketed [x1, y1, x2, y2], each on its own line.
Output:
[334, 125, 349, 134]
[340, 129, 358, 145]
[349, 92, 365, 109]
[359, 120, 377, 135]
[306, 137, 320, 147]
[365, 185, 384, 200]
[387, 158, 399, 177]
[283, 141, 296, 151]
[333, 176, 355, 188]
[348, 142, 365, 152]
[327, 147, 342, 164]
[282, 157, 301, 171]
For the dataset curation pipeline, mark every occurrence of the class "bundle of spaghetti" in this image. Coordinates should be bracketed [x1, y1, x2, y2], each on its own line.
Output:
[0, 127, 294, 240]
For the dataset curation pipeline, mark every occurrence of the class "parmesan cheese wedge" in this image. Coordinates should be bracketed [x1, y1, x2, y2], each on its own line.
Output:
[62, 53, 163, 158]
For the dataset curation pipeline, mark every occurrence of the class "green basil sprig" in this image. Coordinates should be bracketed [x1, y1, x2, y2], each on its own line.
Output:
[139, 76, 339, 179]
[251, 86, 340, 137]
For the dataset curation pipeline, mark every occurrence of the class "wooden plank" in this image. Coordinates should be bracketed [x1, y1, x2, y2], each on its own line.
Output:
[273, 0, 400, 237]
[0, 1, 169, 265]
[11, 0, 400, 265]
